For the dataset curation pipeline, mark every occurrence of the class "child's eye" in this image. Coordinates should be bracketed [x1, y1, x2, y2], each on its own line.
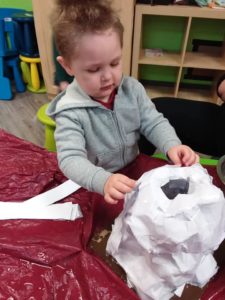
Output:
[87, 68, 99, 73]
[111, 61, 119, 67]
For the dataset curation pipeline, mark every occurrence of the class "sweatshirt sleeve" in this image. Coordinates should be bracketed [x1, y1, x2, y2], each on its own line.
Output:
[136, 81, 181, 154]
[54, 111, 111, 195]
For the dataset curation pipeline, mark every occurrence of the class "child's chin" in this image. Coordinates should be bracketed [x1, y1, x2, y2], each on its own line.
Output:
[99, 92, 111, 99]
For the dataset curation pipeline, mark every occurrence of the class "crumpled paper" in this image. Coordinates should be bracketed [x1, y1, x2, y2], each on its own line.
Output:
[106, 164, 225, 300]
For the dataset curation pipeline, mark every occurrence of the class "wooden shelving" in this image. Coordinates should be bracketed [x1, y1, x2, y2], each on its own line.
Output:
[183, 52, 225, 70]
[139, 50, 182, 66]
[131, 4, 225, 102]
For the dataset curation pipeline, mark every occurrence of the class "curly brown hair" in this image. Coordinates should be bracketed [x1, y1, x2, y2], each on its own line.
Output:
[51, 0, 124, 62]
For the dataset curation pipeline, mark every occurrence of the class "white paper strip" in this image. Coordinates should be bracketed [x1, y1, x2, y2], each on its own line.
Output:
[0, 202, 82, 220]
[0, 180, 82, 221]
[25, 180, 80, 207]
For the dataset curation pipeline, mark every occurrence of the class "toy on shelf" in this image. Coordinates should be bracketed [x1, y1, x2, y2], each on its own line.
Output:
[195, 0, 225, 7]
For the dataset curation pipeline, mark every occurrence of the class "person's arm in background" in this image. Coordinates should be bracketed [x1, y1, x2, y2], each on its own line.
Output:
[217, 74, 225, 102]
[53, 39, 74, 92]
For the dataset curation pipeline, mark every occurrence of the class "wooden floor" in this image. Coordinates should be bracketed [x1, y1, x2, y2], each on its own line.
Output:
[0, 90, 49, 148]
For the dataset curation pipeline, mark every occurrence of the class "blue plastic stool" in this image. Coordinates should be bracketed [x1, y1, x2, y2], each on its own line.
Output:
[12, 11, 39, 57]
[0, 18, 25, 100]
[0, 57, 11, 99]
[5, 56, 25, 92]
[0, 8, 25, 20]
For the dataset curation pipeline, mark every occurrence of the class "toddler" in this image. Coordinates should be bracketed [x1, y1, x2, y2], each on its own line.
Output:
[47, 0, 199, 204]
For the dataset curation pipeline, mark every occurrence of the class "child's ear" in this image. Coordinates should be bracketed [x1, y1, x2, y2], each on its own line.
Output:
[57, 56, 74, 76]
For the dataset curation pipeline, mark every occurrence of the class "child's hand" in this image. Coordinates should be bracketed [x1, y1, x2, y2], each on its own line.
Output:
[218, 79, 225, 102]
[104, 174, 136, 204]
[167, 145, 199, 166]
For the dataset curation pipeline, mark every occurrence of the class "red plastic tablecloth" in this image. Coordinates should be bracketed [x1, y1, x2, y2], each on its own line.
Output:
[0, 129, 224, 299]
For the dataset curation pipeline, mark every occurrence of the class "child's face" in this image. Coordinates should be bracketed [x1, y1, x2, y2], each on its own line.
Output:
[59, 28, 123, 102]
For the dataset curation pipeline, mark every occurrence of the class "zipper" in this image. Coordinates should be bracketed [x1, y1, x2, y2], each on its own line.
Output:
[110, 110, 126, 165]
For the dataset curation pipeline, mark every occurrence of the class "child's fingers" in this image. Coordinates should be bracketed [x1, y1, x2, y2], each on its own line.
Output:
[118, 175, 136, 188]
[168, 152, 181, 166]
[115, 180, 136, 193]
[182, 151, 199, 166]
[110, 188, 125, 200]
[104, 174, 136, 205]
[168, 146, 199, 167]
[104, 194, 119, 205]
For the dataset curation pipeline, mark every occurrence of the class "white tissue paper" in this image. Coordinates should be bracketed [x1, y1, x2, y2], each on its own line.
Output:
[106, 164, 225, 300]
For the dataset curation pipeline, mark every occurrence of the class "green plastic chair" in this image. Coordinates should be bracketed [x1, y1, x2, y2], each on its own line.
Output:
[37, 103, 56, 152]
[152, 153, 218, 166]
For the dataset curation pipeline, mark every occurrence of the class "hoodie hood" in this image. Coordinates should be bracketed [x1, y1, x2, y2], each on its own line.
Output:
[47, 76, 125, 118]
[47, 78, 101, 118]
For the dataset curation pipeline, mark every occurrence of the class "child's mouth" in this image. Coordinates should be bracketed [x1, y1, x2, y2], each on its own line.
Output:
[101, 85, 113, 91]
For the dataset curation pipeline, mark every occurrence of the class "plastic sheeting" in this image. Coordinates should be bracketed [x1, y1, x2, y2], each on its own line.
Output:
[0, 129, 224, 299]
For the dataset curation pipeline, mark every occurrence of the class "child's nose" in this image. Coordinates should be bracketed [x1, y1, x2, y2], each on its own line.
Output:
[101, 68, 111, 81]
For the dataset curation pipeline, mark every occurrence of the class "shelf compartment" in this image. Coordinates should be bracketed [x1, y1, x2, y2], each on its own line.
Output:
[145, 84, 176, 100]
[187, 18, 225, 52]
[146, 83, 216, 103]
[177, 87, 216, 103]
[140, 65, 179, 82]
[183, 52, 225, 70]
[135, 4, 225, 20]
[139, 50, 181, 67]
[142, 15, 187, 53]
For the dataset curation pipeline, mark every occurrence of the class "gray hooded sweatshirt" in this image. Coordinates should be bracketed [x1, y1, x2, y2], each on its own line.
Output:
[47, 76, 181, 195]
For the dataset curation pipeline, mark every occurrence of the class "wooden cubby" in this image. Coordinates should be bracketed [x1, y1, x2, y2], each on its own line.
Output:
[131, 4, 225, 103]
